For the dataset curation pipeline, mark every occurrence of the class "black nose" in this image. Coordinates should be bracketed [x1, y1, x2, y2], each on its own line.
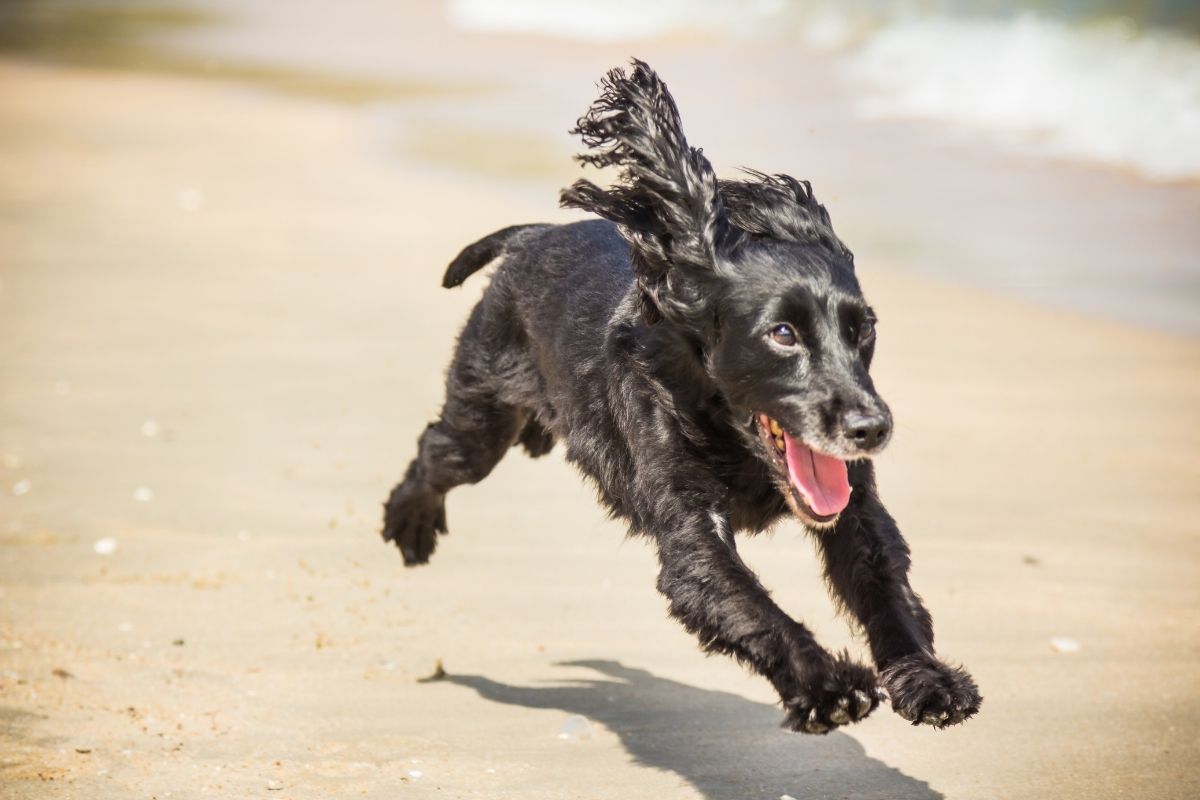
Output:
[842, 410, 890, 450]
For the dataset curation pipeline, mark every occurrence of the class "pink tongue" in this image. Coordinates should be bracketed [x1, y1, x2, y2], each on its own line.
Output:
[783, 431, 851, 517]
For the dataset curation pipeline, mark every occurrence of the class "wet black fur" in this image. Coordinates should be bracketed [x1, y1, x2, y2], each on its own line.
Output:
[382, 61, 980, 733]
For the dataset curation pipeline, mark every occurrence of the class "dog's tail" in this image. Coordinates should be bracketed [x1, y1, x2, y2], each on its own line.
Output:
[442, 224, 545, 288]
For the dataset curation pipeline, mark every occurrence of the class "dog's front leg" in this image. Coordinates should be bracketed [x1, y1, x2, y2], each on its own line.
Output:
[654, 507, 882, 733]
[817, 462, 982, 728]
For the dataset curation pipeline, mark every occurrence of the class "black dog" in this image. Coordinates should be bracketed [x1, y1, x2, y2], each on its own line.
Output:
[383, 61, 980, 733]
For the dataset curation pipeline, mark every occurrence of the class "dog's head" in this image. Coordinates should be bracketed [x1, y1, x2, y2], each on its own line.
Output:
[563, 60, 890, 528]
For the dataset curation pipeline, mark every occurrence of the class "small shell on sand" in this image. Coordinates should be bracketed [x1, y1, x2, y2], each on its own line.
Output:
[559, 715, 594, 741]
[93, 538, 119, 555]
[1050, 636, 1080, 654]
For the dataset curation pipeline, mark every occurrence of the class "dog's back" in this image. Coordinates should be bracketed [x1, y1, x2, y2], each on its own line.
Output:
[443, 220, 639, 415]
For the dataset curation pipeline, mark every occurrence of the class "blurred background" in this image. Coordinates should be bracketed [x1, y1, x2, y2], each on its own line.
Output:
[4, 0, 1199, 327]
[1, 2, 1197, 799]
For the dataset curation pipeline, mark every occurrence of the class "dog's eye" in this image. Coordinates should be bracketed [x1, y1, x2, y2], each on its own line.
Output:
[858, 318, 877, 345]
[769, 324, 798, 347]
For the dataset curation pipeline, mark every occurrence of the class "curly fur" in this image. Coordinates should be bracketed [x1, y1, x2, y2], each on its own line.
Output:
[381, 60, 980, 733]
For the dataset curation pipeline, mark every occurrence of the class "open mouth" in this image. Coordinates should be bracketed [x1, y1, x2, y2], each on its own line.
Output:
[756, 414, 851, 527]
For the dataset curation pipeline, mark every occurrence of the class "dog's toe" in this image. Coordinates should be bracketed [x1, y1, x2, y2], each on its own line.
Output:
[828, 696, 852, 725]
[802, 708, 830, 734]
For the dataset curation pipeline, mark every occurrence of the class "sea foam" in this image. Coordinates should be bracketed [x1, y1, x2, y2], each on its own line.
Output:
[449, 0, 1200, 182]
[448, 0, 787, 42]
[846, 14, 1200, 181]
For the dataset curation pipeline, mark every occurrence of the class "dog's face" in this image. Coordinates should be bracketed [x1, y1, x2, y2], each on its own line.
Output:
[560, 60, 890, 527]
[709, 239, 892, 528]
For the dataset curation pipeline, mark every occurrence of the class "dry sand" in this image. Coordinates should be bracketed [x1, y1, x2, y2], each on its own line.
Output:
[1, 58, 1198, 800]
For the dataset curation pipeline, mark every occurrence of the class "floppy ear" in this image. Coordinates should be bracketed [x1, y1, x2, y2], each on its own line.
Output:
[561, 60, 729, 325]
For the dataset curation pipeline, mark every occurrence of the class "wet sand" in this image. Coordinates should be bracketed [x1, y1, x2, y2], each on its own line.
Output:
[1, 48, 1198, 800]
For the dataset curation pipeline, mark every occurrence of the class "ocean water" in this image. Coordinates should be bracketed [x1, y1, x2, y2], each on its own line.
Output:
[450, 0, 1200, 183]
[5, 0, 1193, 332]
[848, 14, 1200, 182]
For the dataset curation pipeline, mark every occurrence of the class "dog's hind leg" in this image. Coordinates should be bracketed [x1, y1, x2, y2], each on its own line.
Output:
[382, 328, 526, 565]
[383, 390, 523, 565]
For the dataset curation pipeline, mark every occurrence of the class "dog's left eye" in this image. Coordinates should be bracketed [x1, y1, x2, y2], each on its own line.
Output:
[857, 318, 877, 344]
[769, 324, 798, 347]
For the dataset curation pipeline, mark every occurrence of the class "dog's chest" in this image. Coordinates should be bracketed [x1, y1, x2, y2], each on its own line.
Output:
[725, 477, 788, 533]
[706, 443, 788, 533]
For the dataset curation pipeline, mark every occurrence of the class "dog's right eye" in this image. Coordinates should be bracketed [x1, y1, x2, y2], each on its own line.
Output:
[769, 324, 798, 347]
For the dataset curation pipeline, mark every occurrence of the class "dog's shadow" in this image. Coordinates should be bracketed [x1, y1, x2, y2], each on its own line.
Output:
[444, 659, 942, 800]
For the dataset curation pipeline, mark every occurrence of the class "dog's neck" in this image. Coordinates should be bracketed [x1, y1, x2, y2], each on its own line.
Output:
[631, 309, 728, 419]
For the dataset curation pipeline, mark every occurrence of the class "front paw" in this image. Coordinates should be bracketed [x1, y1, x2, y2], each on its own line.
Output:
[880, 652, 981, 728]
[781, 652, 885, 734]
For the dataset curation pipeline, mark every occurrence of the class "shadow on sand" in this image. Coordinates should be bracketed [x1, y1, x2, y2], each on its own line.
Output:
[445, 659, 941, 800]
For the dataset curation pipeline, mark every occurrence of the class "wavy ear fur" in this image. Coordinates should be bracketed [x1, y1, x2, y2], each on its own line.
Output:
[561, 60, 728, 326]
[718, 170, 850, 260]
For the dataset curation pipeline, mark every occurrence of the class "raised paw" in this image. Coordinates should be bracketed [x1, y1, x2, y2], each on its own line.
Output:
[880, 652, 981, 729]
[782, 652, 885, 734]
[381, 481, 447, 566]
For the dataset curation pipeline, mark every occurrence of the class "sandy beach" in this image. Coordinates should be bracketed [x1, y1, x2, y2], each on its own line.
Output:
[2, 5, 1199, 799]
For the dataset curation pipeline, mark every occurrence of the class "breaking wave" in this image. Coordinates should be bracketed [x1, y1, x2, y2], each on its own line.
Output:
[449, 0, 1200, 181]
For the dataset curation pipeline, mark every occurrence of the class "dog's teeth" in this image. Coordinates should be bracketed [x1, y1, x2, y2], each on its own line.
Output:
[774, 436, 786, 452]
[768, 419, 782, 436]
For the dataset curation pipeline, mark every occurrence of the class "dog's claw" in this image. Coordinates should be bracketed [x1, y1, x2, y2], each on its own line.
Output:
[921, 709, 950, 726]
[803, 708, 830, 734]
[829, 696, 851, 725]
[852, 689, 873, 719]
